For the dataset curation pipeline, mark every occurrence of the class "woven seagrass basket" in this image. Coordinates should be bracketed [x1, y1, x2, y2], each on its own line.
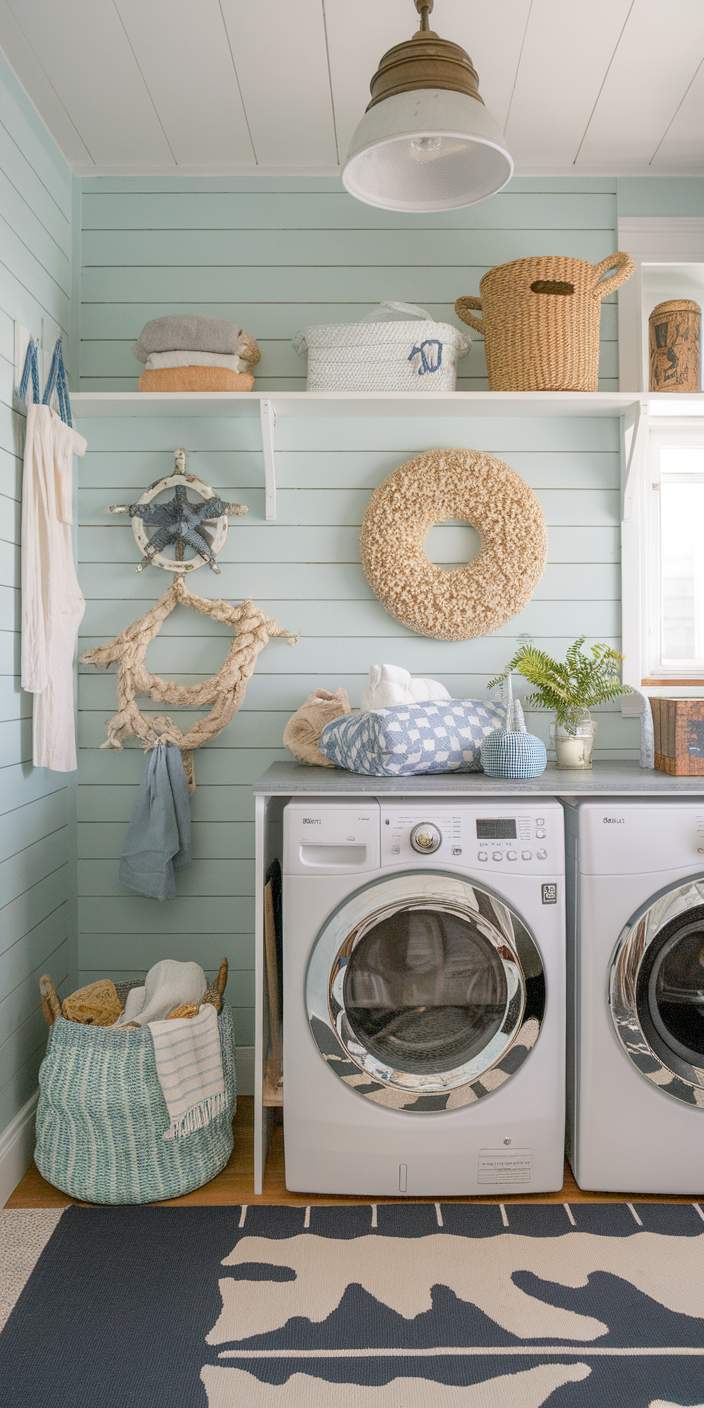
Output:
[34, 961, 236, 1204]
[455, 252, 634, 392]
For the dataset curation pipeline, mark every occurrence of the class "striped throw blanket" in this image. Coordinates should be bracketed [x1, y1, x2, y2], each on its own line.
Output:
[150, 1004, 226, 1141]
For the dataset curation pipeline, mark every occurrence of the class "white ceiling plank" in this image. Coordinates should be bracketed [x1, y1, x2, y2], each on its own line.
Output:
[576, 0, 704, 169]
[219, 0, 337, 167]
[114, 0, 255, 167]
[652, 57, 704, 170]
[5, 0, 174, 167]
[325, 0, 531, 162]
[505, 0, 633, 167]
[0, 0, 92, 165]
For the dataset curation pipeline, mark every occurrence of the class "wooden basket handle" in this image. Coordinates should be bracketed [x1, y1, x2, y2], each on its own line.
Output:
[40, 974, 62, 1027]
[212, 958, 228, 1013]
[592, 251, 635, 301]
[454, 295, 484, 335]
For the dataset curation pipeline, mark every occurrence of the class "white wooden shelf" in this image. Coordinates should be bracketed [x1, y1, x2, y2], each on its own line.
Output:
[71, 390, 704, 524]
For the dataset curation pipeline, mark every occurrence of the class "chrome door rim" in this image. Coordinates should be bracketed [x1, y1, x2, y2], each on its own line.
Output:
[305, 870, 546, 1112]
[609, 875, 704, 1106]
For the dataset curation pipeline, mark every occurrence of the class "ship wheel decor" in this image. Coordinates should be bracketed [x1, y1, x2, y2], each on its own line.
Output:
[109, 448, 248, 574]
[80, 575, 299, 789]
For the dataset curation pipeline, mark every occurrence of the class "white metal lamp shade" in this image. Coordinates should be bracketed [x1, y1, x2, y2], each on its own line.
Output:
[342, 87, 513, 212]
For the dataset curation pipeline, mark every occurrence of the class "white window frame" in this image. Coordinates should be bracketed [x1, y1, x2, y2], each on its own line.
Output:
[625, 419, 704, 701]
[618, 215, 704, 707]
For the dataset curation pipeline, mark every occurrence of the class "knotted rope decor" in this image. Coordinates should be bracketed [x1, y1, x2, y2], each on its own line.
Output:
[81, 576, 299, 786]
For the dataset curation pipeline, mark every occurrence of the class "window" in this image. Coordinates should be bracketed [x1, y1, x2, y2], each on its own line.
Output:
[643, 425, 704, 685]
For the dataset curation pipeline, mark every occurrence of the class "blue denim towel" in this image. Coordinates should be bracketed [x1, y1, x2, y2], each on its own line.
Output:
[119, 743, 192, 900]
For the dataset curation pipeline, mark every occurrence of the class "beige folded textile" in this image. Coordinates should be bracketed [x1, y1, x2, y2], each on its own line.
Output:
[138, 367, 255, 392]
[283, 688, 351, 767]
[145, 351, 247, 372]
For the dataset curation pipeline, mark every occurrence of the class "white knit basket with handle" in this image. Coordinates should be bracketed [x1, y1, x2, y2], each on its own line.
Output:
[293, 301, 471, 392]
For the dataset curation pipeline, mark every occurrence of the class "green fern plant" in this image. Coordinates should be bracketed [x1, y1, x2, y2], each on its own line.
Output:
[488, 637, 632, 733]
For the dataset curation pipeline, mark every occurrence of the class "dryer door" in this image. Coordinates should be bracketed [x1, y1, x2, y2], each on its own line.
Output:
[610, 876, 704, 1106]
[305, 870, 546, 1112]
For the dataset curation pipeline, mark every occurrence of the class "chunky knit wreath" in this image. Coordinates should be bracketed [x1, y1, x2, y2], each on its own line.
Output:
[360, 448, 547, 641]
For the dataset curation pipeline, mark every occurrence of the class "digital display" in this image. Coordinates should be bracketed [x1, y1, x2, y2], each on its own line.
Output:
[476, 819, 517, 840]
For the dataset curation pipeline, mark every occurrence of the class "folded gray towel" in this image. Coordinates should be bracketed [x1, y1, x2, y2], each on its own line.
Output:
[118, 742, 192, 900]
[134, 315, 244, 362]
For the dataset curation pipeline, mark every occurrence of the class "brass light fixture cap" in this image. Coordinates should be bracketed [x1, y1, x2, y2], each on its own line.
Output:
[367, 0, 483, 111]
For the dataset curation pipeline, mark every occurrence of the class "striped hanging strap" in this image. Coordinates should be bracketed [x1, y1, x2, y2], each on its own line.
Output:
[42, 337, 73, 427]
[18, 337, 41, 405]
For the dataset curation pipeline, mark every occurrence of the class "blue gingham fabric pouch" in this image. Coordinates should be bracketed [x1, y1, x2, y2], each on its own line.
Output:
[318, 699, 505, 777]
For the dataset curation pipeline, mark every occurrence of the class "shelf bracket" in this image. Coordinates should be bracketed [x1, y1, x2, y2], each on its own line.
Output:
[620, 398, 648, 521]
[259, 397, 277, 521]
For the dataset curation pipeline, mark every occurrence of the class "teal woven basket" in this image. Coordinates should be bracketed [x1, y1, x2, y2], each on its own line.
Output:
[34, 980, 236, 1204]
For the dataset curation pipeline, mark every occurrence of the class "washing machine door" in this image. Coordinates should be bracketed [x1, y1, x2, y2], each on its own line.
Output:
[610, 876, 704, 1106]
[305, 870, 546, 1111]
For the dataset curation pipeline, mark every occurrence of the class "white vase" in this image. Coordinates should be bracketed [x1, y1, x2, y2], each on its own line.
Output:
[551, 715, 597, 769]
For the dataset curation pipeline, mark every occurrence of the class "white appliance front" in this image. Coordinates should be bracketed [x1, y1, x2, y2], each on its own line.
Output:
[283, 798, 565, 1195]
[566, 799, 704, 1193]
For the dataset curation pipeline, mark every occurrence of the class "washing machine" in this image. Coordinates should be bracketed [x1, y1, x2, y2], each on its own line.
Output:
[565, 798, 704, 1193]
[282, 797, 565, 1195]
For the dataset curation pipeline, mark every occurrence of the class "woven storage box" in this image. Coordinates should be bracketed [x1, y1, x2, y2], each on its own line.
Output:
[455, 252, 634, 391]
[652, 697, 704, 776]
[293, 301, 470, 392]
[34, 980, 236, 1204]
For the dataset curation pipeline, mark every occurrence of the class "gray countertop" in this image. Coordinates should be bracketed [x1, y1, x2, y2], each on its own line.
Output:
[254, 760, 704, 797]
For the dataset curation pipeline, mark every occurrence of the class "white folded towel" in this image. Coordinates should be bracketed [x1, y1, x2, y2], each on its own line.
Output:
[150, 1003, 226, 1141]
[362, 663, 451, 711]
[145, 351, 247, 372]
[115, 958, 206, 1027]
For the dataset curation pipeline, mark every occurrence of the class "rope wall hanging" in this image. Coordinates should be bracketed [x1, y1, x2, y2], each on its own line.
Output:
[360, 448, 547, 641]
[81, 576, 299, 787]
[109, 449, 248, 574]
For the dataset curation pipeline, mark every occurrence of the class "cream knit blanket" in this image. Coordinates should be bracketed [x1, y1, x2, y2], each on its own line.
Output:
[150, 1004, 226, 1141]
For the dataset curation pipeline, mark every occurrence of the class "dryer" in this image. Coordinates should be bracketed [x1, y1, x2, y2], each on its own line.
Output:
[282, 797, 565, 1195]
[565, 798, 704, 1193]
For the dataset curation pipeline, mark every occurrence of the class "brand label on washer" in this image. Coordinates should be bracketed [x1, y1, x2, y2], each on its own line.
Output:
[542, 882, 558, 904]
[477, 1149, 533, 1185]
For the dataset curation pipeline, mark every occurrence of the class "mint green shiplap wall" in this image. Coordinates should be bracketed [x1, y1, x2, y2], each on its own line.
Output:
[0, 55, 76, 1146]
[75, 174, 639, 1056]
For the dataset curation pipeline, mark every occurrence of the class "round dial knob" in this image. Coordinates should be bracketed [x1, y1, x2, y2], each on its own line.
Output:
[410, 822, 442, 854]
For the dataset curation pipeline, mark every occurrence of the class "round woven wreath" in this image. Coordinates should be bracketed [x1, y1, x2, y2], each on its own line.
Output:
[360, 448, 547, 641]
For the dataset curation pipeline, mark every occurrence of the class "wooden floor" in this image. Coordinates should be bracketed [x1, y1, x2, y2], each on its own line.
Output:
[7, 1098, 700, 1208]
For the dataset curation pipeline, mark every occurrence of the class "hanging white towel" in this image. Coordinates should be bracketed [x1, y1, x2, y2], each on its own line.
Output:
[21, 404, 86, 771]
[150, 1003, 226, 1141]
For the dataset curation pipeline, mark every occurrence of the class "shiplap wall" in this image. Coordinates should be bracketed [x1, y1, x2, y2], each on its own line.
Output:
[75, 175, 638, 1056]
[0, 54, 76, 1149]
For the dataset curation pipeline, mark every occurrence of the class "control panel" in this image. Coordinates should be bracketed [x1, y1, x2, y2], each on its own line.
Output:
[380, 802, 561, 874]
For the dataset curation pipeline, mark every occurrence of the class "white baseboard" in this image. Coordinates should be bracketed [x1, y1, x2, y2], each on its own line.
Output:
[237, 1045, 254, 1096]
[0, 1092, 38, 1207]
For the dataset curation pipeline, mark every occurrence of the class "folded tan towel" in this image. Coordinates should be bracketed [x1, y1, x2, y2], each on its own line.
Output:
[283, 688, 351, 767]
[138, 367, 255, 393]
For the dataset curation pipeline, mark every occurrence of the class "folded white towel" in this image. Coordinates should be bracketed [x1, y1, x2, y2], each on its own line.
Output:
[150, 1003, 226, 1141]
[144, 350, 247, 372]
[115, 958, 206, 1027]
[362, 663, 451, 711]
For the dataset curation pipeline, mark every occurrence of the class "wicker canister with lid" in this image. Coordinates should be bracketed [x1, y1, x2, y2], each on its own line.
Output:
[649, 299, 701, 393]
[455, 252, 634, 392]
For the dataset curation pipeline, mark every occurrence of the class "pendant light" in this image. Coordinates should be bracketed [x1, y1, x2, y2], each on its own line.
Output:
[342, 0, 513, 212]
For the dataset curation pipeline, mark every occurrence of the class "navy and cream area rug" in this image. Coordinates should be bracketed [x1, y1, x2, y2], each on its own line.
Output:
[2, 1202, 704, 1406]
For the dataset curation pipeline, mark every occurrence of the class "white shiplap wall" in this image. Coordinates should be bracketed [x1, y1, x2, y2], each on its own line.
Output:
[74, 172, 638, 1036]
[0, 53, 76, 1152]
